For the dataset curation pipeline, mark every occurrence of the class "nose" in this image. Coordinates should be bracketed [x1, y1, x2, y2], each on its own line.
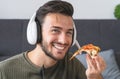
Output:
[58, 33, 68, 44]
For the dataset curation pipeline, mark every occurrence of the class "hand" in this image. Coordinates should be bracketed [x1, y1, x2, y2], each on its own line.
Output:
[85, 54, 106, 79]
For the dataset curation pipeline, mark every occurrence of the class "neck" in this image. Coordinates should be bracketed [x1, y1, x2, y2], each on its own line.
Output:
[27, 44, 57, 68]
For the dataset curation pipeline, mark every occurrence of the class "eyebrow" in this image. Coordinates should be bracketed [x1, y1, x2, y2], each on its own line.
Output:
[52, 26, 73, 31]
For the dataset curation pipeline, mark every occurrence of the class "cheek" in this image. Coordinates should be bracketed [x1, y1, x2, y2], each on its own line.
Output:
[42, 35, 55, 45]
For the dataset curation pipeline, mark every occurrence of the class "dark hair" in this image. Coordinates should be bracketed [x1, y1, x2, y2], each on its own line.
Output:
[36, 0, 74, 25]
[35, 0, 74, 43]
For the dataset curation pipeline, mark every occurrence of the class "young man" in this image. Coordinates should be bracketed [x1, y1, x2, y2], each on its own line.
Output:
[0, 1, 106, 79]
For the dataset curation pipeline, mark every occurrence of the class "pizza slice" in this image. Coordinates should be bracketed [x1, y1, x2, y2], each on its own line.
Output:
[70, 44, 101, 60]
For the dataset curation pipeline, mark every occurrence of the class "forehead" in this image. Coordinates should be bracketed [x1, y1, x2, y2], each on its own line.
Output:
[42, 13, 74, 29]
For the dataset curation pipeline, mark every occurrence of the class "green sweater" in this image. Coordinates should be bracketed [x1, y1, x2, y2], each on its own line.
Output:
[0, 52, 87, 79]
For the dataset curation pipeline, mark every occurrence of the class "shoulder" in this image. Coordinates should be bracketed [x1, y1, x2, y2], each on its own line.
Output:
[0, 52, 25, 69]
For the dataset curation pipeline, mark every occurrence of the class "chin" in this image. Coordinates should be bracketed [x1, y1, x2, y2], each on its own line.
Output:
[56, 58, 64, 61]
[52, 55, 64, 61]
[57, 54, 66, 60]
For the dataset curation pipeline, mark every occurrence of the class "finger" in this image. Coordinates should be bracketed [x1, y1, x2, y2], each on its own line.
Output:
[86, 54, 97, 69]
[94, 55, 106, 72]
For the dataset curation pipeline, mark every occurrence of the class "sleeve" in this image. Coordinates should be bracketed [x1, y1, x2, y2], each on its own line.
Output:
[66, 53, 87, 79]
[75, 58, 87, 79]
[0, 69, 3, 79]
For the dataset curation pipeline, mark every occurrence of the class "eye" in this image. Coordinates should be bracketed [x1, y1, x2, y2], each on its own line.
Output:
[67, 31, 73, 36]
[51, 29, 60, 34]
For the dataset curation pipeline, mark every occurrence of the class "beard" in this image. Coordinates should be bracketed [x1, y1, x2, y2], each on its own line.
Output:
[40, 41, 70, 61]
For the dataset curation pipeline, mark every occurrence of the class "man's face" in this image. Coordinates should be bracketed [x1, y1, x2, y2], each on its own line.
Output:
[41, 13, 74, 60]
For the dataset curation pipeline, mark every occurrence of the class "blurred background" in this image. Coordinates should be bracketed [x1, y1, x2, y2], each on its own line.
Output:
[0, 0, 120, 19]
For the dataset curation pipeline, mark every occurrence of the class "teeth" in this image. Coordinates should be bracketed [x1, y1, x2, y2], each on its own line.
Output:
[54, 45, 65, 50]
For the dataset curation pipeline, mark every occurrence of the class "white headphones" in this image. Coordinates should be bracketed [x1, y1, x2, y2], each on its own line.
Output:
[27, 12, 78, 47]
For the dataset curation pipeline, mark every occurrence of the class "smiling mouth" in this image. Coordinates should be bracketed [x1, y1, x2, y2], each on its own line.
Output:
[53, 43, 66, 50]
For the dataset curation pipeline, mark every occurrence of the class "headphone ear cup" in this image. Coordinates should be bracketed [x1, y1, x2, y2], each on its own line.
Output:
[27, 13, 38, 45]
[72, 23, 77, 46]
[36, 20, 41, 43]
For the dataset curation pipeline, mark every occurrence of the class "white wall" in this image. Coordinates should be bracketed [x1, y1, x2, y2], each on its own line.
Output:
[0, 0, 50, 19]
[0, 0, 120, 19]
[67, 0, 120, 19]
